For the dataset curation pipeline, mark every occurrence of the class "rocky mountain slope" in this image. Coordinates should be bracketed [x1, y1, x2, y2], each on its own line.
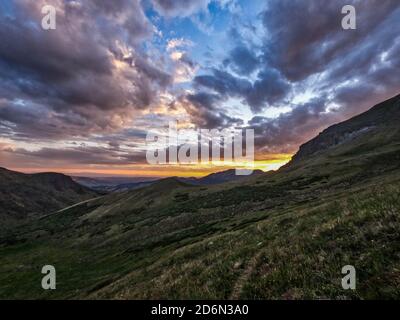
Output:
[291, 94, 400, 163]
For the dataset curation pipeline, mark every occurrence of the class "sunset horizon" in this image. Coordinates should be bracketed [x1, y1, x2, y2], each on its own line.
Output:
[1, 152, 293, 178]
[1, 1, 398, 178]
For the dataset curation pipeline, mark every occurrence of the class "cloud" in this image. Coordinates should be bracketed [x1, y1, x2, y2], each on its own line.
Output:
[166, 38, 198, 83]
[151, 0, 210, 17]
[262, 0, 400, 82]
[2, 145, 147, 167]
[167, 38, 194, 51]
[188, 0, 400, 152]
[224, 45, 259, 75]
[194, 69, 252, 97]
[1, 0, 399, 166]
[248, 97, 340, 154]
[173, 54, 198, 83]
[0, 0, 172, 140]
[182, 92, 243, 128]
[245, 68, 291, 112]
[193, 67, 290, 113]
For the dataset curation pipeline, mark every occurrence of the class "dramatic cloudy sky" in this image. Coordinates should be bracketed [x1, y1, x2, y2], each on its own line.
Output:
[0, 0, 399, 176]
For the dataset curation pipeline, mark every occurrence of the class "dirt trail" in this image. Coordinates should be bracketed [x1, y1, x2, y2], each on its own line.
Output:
[229, 251, 263, 299]
[38, 196, 103, 220]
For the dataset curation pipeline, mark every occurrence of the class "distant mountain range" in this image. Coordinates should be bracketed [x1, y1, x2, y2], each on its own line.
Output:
[0, 94, 399, 299]
[72, 176, 158, 193]
[178, 169, 264, 186]
[73, 169, 265, 193]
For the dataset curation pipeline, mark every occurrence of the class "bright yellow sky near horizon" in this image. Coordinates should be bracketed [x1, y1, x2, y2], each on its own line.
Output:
[8, 155, 292, 178]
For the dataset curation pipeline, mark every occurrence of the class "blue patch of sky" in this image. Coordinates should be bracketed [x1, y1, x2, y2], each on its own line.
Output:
[0, 0, 16, 18]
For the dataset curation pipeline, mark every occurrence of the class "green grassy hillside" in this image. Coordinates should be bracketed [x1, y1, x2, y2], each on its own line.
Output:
[0, 94, 399, 299]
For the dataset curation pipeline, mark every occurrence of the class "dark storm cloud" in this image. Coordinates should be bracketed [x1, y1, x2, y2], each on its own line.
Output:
[187, 92, 221, 111]
[151, 0, 210, 17]
[248, 97, 339, 153]
[193, 67, 290, 113]
[245, 68, 291, 112]
[225, 45, 260, 76]
[0, 0, 172, 140]
[328, 9, 400, 120]
[0, 100, 78, 140]
[262, 0, 400, 82]
[183, 92, 243, 129]
[194, 69, 252, 97]
[8, 145, 147, 166]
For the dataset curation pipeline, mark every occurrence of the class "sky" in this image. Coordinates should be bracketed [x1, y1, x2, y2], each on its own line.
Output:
[0, 0, 399, 177]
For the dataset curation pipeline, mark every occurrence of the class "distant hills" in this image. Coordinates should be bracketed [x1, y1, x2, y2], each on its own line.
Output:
[73, 169, 265, 193]
[0, 168, 97, 222]
[0, 94, 399, 299]
[178, 169, 264, 186]
[72, 176, 158, 193]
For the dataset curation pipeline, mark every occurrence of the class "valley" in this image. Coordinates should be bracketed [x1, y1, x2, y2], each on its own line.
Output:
[0, 94, 399, 299]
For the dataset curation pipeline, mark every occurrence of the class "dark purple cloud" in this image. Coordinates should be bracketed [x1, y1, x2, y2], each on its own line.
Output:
[248, 97, 339, 154]
[194, 69, 251, 97]
[245, 68, 290, 112]
[183, 92, 243, 128]
[193, 67, 290, 113]
[224, 45, 260, 76]
[0, 0, 172, 140]
[3, 145, 147, 166]
[262, 0, 399, 82]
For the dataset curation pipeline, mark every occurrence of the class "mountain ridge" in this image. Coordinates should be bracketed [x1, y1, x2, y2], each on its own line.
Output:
[0, 168, 98, 222]
[291, 93, 400, 164]
[73, 169, 266, 193]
